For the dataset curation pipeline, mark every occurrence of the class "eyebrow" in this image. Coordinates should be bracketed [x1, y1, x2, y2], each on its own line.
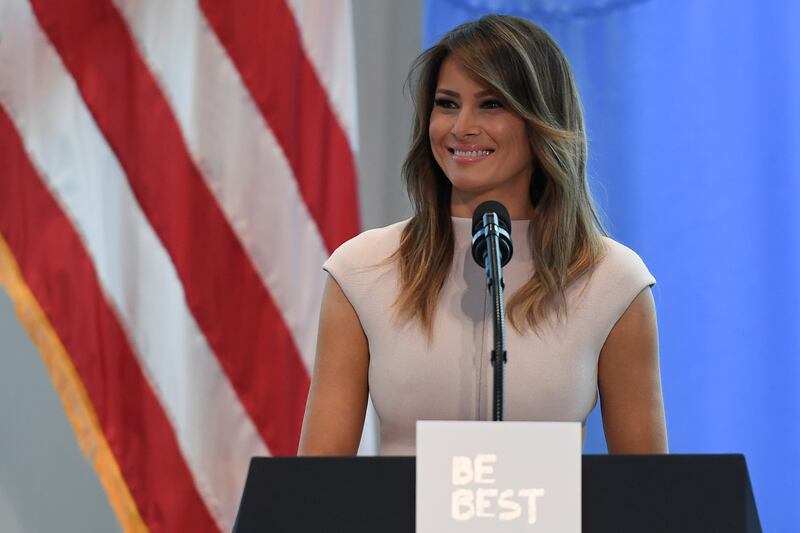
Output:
[435, 88, 495, 98]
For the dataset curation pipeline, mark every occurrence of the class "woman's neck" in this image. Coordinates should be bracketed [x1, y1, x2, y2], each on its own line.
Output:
[449, 187, 534, 220]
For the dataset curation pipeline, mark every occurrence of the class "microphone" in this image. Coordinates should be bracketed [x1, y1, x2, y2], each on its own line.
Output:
[469, 200, 513, 422]
[471, 201, 513, 268]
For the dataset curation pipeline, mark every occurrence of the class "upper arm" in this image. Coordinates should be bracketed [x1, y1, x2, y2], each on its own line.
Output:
[598, 286, 668, 453]
[297, 274, 370, 456]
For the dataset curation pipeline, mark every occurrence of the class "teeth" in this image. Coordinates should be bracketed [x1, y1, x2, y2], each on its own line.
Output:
[453, 149, 492, 157]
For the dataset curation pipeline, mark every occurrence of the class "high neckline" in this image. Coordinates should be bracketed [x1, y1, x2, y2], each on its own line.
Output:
[450, 216, 532, 223]
[450, 216, 531, 230]
[450, 216, 532, 262]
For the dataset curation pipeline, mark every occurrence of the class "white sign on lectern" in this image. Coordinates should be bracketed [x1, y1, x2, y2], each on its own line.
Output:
[416, 421, 581, 533]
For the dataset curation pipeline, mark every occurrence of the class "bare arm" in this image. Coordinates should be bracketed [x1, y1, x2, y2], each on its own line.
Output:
[297, 274, 370, 455]
[598, 287, 668, 453]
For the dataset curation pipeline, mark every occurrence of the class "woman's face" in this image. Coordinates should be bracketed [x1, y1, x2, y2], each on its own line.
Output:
[429, 55, 533, 218]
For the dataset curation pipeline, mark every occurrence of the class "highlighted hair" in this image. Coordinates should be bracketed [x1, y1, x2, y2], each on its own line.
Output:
[394, 15, 606, 334]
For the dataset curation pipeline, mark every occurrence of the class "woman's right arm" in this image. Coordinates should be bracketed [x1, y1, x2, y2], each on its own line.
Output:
[297, 274, 370, 455]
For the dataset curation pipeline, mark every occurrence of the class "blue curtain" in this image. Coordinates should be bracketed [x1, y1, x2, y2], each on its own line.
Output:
[423, 1, 800, 531]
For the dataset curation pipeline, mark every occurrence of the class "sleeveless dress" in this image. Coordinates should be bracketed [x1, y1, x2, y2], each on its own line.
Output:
[323, 217, 655, 455]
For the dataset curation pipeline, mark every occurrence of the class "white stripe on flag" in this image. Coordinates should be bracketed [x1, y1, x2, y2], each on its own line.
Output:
[114, 0, 329, 374]
[0, 2, 267, 530]
[288, 0, 379, 455]
[287, 0, 381, 458]
[287, 0, 360, 153]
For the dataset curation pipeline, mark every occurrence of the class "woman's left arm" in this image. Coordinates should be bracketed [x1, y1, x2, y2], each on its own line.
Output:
[598, 286, 668, 453]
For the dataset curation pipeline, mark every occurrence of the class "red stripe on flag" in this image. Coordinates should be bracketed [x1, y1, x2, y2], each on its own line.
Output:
[200, 0, 361, 253]
[30, 0, 309, 455]
[0, 106, 218, 533]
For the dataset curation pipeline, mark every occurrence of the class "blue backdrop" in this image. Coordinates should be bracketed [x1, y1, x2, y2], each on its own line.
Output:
[424, 1, 800, 530]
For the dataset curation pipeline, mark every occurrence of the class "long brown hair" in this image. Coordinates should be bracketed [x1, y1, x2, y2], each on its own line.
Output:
[394, 14, 606, 334]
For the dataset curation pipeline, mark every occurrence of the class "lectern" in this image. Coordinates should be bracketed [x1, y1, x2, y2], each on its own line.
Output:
[233, 455, 761, 532]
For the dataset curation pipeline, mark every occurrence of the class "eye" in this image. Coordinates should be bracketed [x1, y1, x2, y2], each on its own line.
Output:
[434, 97, 457, 109]
[481, 99, 503, 109]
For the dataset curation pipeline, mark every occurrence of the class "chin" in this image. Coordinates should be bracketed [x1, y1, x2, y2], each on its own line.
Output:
[445, 168, 493, 188]
[447, 178, 498, 199]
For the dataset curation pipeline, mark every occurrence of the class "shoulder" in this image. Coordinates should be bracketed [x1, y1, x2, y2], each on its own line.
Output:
[571, 236, 656, 327]
[322, 219, 410, 322]
[595, 236, 656, 290]
[324, 219, 410, 273]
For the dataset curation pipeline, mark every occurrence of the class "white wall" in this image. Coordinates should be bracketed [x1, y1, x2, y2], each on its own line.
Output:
[0, 290, 121, 532]
[353, 0, 419, 229]
[0, 0, 421, 530]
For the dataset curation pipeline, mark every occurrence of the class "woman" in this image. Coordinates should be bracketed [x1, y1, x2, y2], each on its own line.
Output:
[299, 15, 667, 455]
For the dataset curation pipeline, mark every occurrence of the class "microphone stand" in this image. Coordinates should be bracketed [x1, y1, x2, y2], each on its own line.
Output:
[481, 212, 507, 422]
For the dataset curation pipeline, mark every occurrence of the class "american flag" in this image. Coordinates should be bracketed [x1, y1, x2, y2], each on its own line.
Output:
[0, 0, 360, 531]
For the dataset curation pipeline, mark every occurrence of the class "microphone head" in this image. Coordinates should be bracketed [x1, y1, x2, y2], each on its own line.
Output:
[471, 200, 511, 235]
[471, 201, 514, 268]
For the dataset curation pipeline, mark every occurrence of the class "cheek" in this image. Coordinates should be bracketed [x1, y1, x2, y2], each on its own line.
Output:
[502, 124, 532, 164]
[513, 133, 532, 162]
[428, 114, 448, 145]
[428, 116, 448, 163]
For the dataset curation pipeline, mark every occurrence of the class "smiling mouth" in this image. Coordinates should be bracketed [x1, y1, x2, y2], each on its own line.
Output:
[448, 147, 495, 157]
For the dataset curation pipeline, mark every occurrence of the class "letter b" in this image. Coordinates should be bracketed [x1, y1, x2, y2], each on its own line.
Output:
[452, 456, 473, 485]
[451, 489, 475, 521]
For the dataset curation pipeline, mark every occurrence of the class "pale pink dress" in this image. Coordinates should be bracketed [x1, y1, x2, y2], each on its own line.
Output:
[323, 217, 655, 455]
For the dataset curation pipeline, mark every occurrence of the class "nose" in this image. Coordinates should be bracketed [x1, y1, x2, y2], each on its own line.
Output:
[450, 107, 480, 139]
